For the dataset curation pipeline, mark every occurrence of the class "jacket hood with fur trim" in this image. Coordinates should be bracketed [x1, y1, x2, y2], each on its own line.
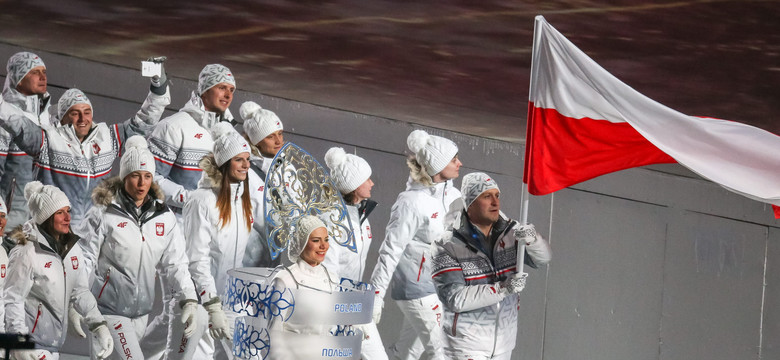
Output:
[198, 153, 224, 190]
[91, 176, 164, 207]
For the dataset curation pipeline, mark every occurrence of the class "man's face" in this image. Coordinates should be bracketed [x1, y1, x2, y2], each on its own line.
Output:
[257, 130, 284, 158]
[65, 103, 93, 141]
[124, 171, 153, 204]
[467, 189, 501, 225]
[16, 66, 47, 95]
[201, 82, 235, 113]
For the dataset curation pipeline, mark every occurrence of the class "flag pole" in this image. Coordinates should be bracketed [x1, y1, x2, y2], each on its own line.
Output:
[518, 16, 544, 275]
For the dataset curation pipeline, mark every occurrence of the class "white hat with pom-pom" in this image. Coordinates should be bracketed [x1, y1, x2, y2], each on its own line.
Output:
[324, 147, 371, 194]
[24, 181, 71, 225]
[239, 101, 283, 145]
[120, 135, 156, 179]
[406, 129, 458, 177]
[212, 122, 250, 167]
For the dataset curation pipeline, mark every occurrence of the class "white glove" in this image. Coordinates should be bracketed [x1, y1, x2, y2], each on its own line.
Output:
[181, 301, 199, 338]
[68, 304, 86, 338]
[499, 273, 528, 295]
[12, 349, 42, 360]
[514, 224, 538, 245]
[372, 294, 384, 324]
[205, 301, 230, 341]
[92, 324, 114, 359]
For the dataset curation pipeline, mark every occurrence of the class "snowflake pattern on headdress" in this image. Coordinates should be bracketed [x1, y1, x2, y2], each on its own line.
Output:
[264, 142, 355, 260]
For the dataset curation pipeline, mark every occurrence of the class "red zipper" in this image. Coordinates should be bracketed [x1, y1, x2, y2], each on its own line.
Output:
[452, 313, 459, 336]
[32, 304, 42, 333]
[98, 268, 111, 299]
[417, 255, 426, 282]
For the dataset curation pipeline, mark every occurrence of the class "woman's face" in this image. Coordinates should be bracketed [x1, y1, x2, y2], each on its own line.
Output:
[50, 206, 71, 236]
[351, 178, 374, 204]
[435, 155, 462, 181]
[300, 227, 329, 266]
[0, 211, 7, 234]
[257, 130, 284, 158]
[227, 152, 251, 182]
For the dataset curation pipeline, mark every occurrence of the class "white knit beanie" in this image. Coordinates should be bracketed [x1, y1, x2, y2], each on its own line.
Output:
[460, 172, 500, 209]
[5, 52, 45, 88]
[120, 136, 156, 179]
[324, 147, 372, 194]
[406, 129, 458, 176]
[58, 88, 92, 120]
[288, 215, 327, 263]
[0, 196, 7, 215]
[212, 122, 250, 167]
[24, 181, 71, 225]
[239, 101, 283, 145]
[198, 64, 236, 96]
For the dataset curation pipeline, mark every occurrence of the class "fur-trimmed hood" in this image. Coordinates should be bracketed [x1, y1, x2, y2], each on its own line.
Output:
[91, 176, 164, 207]
[9, 225, 28, 246]
[9, 221, 78, 252]
[198, 153, 223, 189]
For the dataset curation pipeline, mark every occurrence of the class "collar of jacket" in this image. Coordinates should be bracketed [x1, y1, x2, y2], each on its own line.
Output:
[2, 85, 50, 117]
[11, 220, 79, 258]
[452, 210, 513, 255]
[92, 176, 167, 223]
[180, 91, 234, 130]
[357, 199, 378, 225]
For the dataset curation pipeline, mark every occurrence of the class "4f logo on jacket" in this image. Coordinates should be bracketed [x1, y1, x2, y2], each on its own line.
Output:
[117, 222, 128, 228]
[431, 212, 439, 219]
[71, 256, 79, 270]
[156, 223, 165, 236]
[194, 133, 203, 139]
[44, 262, 53, 268]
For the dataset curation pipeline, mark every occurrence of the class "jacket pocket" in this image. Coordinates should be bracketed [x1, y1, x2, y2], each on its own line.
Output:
[416, 255, 426, 282]
[31, 303, 42, 333]
[97, 268, 111, 299]
[451, 312, 459, 336]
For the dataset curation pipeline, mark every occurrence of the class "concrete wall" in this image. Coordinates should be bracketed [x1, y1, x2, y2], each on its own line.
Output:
[3, 44, 779, 360]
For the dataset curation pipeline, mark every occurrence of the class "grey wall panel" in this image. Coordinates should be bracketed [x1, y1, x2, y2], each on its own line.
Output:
[543, 189, 667, 360]
[760, 226, 780, 358]
[660, 211, 766, 360]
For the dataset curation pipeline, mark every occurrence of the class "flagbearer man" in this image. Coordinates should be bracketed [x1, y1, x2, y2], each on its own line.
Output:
[431, 172, 551, 360]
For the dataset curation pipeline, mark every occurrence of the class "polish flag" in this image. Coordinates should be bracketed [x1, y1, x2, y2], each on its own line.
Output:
[524, 16, 780, 211]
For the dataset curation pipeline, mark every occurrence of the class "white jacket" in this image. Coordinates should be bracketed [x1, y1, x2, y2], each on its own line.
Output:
[184, 154, 251, 303]
[431, 213, 551, 357]
[4, 221, 105, 352]
[77, 177, 197, 318]
[269, 260, 338, 335]
[243, 151, 275, 268]
[0, 88, 170, 228]
[147, 91, 234, 210]
[0, 86, 52, 230]
[0, 245, 7, 330]
[370, 179, 461, 301]
[322, 201, 376, 283]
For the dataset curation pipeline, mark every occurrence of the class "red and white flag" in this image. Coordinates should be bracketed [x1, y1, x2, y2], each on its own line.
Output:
[524, 16, 780, 209]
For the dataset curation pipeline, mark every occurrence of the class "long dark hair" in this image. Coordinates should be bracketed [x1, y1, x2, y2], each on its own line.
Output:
[216, 162, 253, 231]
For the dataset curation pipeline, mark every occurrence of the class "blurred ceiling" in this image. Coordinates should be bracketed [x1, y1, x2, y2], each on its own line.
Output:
[1, 0, 778, 143]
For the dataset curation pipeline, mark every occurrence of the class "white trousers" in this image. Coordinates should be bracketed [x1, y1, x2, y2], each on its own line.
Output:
[92, 315, 147, 360]
[361, 321, 389, 360]
[141, 278, 199, 360]
[388, 294, 444, 360]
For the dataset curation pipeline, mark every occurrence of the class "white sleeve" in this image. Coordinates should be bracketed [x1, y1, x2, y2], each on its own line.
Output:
[70, 252, 105, 329]
[75, 206, 106, 283]
[369, 198, 421, 297]
[4, 245, 34, 334]
[160, 218, 198, 303]
[184, 195, 218, 301]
